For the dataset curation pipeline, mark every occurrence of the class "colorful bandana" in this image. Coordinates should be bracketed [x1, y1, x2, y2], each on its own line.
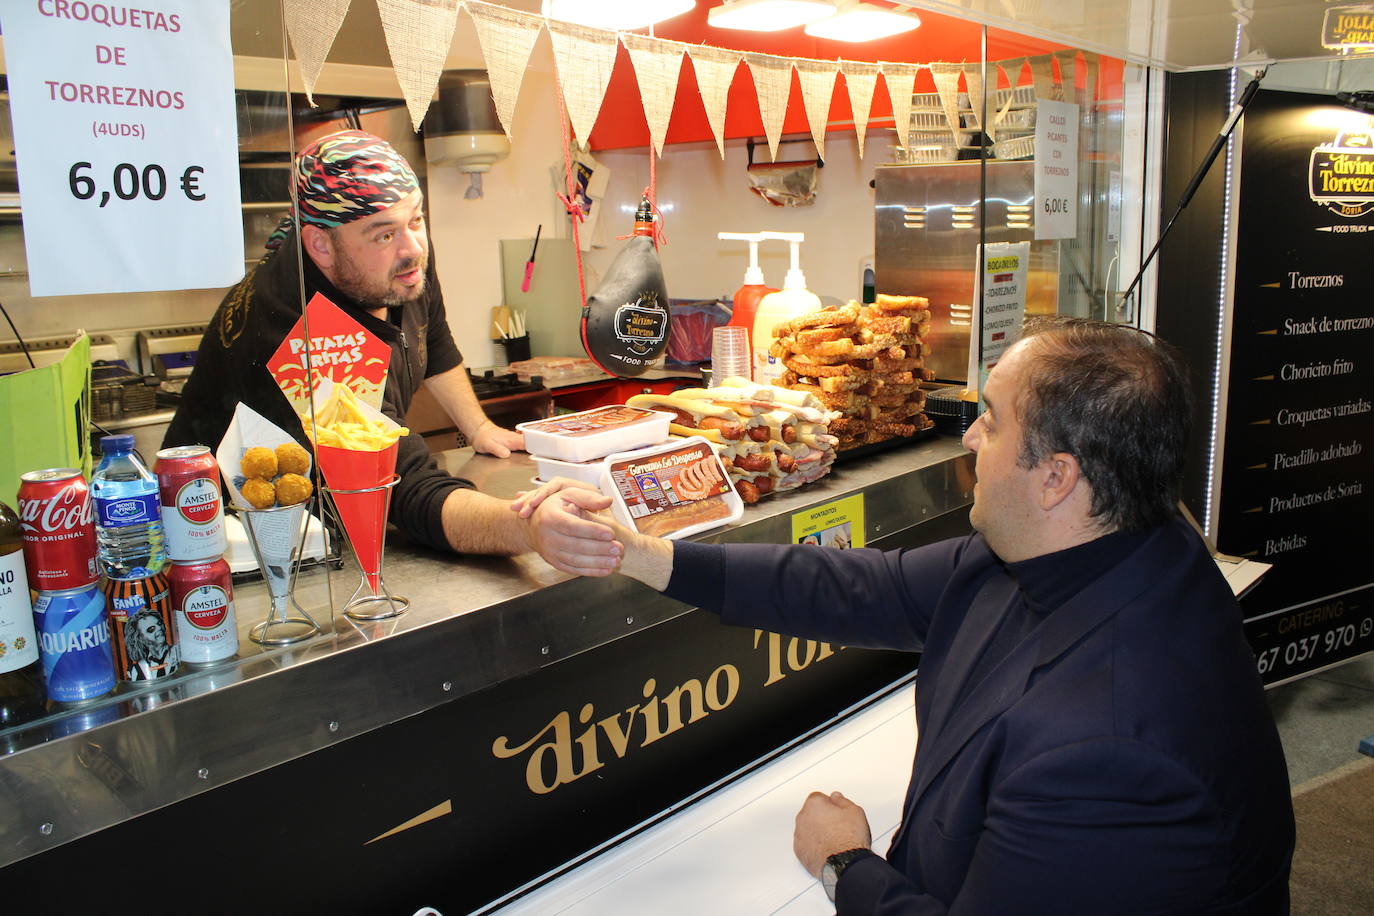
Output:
[293, 130, 420, 228]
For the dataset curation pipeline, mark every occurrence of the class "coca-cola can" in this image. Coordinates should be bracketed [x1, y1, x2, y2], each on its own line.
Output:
[18, 469, 98, 592]
[103, 572, 180, 683]
[169, 558, 238, 665]
[155, 446, 227, 562]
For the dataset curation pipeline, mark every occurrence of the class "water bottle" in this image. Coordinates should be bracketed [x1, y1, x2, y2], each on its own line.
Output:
[92, 435, 167, 579]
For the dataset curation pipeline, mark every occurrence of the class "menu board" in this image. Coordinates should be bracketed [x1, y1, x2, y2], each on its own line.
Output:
[1219, 89, 1374, 683]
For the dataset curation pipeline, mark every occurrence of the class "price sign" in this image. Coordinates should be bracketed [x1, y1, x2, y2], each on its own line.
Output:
[2, 0, 242, 297]
[1034, 98, 1079, 240]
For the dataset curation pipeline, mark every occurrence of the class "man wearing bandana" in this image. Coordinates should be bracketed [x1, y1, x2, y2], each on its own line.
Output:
[166, 131, 618, 574]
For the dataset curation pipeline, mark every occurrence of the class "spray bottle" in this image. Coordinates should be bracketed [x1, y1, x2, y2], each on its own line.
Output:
[718, 232, 777, 364]
[752, 231, 822, 386]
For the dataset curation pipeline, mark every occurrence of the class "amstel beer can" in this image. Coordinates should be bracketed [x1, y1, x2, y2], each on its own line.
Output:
[155, 446, 226, 562]
[169, 558, 238, 665]
[17, 469, 98, 592]
[33, 583, 116, 703]
[102, 572, 180, 683]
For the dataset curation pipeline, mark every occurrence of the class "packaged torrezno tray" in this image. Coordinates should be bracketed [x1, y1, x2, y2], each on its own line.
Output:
[600, 436, 742, 540]
[517, 405, 672, 463]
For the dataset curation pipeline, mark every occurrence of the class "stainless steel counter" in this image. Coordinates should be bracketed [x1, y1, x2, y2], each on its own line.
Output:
[0, 438, 972, 867]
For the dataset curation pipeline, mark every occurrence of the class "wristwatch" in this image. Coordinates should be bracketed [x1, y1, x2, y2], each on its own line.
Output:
[820, 848, 875, 903]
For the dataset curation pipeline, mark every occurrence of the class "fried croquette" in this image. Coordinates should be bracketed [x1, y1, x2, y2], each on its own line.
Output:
[240, 477, 277, 510]
[275, 442, 311, 476]
[274, 473, 313, 507]
[240, 446, 278, 481]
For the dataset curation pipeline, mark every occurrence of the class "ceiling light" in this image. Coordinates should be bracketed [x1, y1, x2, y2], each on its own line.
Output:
[708, 0, 837, 32]
[804, 1, 920, 42]
[542, 0, 696, 31]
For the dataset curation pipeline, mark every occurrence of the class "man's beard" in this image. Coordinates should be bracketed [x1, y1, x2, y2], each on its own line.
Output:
[332, 247, 428, 309]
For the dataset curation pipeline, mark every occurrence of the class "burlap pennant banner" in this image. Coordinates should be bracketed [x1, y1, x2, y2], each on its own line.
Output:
[744, 53, 795, 162]
[963, 63, 985, 140]
[466, 0, 545, 139]
[622, 34, 688, 158]
[548, 18, 621, 147]
[377, 0, 462, 131]
[1029, 54, 1058, 100]
[990, 62, 1019, 141]
[1081, 51, 1099, 108]
[929, 61, 963, 146]
[1054, 49, 1078, 103]
[686, 45, 741, 159]
[840, 60, 880, 159]
[880, 63, 919, 149]
[794, 59, 839, 162]
[282, 0, 352, 105]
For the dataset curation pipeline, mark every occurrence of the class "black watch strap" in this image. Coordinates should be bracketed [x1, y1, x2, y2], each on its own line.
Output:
[822, 847, 876, 902]
[827, 847, 876, 878]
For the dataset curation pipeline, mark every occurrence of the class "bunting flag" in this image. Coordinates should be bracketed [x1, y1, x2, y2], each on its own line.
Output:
[990, 62, 1019, 141]
[466, 0, 545, 139]
[794, 59, 840, 162]
[377, 0, 462, 131]
[282, 0, 352, 105]
[929, 61, 963, 146]
[840, 60, 881, 159]
[962, 63, 986, 142]
[744, 53, 795, 162]
[880, 63, 919, 149]
[622, 34, 687, 158]
[547, 18, 621, 147]
[1055, 49, 1078, 103]
[1082, 52, 1100, 110]
[686, 45, 742, 159]
[1029, 53, 1057, 100]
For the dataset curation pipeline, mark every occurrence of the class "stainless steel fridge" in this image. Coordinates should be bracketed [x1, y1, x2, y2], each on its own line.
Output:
[875, 161, 1062, 383]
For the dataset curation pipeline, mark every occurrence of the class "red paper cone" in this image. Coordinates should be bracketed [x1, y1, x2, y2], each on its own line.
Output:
[318, 442, 399, 594]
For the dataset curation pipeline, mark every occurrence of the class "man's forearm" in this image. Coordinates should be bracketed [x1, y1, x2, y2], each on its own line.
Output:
[440, 488, 529, 555]
[424, 363, 493, 441]
[616, 527, 675, 591]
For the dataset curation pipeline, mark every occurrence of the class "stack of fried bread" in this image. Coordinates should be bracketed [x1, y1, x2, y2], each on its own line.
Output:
[770, 294, 935, 451]
[626, 378, 837, 505]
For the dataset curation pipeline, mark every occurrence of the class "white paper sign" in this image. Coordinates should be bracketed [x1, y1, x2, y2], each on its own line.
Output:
[1034, 99, 1079, 240]
[2, 0, 243, 296]
[968, 242, 1030, 395]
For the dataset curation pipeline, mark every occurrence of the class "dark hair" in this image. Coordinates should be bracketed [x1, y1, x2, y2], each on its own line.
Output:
[1016, 317, 1192, 532]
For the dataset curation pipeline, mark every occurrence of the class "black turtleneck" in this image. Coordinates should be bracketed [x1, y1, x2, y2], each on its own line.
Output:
[963, 528, 1152, 695]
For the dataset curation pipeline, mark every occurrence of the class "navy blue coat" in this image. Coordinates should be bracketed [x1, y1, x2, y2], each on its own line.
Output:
[666, 517, 1294, 914]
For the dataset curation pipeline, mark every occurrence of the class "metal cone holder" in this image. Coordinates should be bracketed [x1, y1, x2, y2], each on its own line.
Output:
[325, 474, 410, 620]
[240, 499, 323, 646]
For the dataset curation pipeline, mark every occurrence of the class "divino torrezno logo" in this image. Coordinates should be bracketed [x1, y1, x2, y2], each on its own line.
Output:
[1308, 124, 1374, 218]
[612, 289, 669, 360]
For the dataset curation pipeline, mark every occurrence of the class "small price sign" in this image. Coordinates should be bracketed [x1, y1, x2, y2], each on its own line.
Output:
[1034, 98, 1079, 240]
[3, 0, 242, 297]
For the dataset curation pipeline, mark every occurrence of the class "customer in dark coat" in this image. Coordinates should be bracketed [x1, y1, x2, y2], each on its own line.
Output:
[532, 317, 1294, 913]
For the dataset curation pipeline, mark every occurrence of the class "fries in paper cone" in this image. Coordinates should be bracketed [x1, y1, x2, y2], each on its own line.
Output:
[305, 379, 406, 594]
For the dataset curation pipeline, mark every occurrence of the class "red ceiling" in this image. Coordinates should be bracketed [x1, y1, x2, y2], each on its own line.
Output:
[586, 2, 1124, 151]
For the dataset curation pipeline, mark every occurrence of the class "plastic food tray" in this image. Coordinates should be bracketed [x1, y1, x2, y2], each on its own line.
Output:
[599, 436, 743, 540]
[517, 405, 673, 463]
[531, 454, 606, 489]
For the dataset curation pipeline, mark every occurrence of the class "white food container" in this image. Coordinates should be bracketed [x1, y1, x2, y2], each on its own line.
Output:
[599, 436, 743, 540]
[518, 405, 673, 463]
[531, 454, 606, 489]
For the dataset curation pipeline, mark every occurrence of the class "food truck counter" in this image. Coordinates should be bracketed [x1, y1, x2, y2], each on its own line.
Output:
[0, 437, 974, 912]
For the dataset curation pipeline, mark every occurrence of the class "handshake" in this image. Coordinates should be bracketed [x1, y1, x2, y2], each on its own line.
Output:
[508, 479, 673, 590]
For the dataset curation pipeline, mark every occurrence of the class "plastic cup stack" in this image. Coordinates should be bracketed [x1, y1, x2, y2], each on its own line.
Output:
[711, 326, 752, 385]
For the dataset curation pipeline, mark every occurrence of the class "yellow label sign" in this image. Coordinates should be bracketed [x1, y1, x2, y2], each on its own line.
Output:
[791, 494, 864, 548]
